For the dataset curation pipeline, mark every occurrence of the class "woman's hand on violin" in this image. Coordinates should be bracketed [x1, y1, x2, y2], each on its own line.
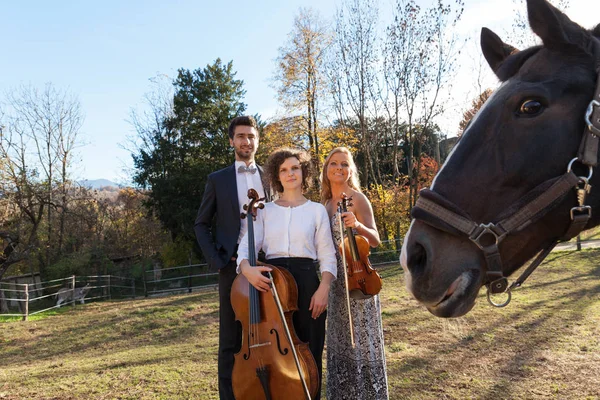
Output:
[341, 211, 360, 229]
[309, 282, 330, 319]
[240, 261, 272, 292]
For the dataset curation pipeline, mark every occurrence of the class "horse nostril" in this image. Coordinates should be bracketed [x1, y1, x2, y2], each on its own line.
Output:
[407, 242, 427, 277]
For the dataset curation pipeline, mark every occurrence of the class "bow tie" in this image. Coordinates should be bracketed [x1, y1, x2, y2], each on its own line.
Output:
[238, 165, 257, 174]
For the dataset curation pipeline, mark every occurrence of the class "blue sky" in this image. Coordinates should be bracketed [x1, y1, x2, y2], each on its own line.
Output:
[1, 0, 597, 184]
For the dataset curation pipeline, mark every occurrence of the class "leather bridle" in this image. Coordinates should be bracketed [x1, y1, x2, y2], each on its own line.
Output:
[411, 70, 600, 308]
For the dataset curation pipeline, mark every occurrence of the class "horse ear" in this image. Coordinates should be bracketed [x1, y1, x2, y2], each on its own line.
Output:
[527, 0, 587, 50]
[481, 28, 518, 76]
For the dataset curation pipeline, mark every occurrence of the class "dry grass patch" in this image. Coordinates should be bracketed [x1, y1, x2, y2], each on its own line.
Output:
[382, 250, 600, 399]
[1, 250, 599, 399]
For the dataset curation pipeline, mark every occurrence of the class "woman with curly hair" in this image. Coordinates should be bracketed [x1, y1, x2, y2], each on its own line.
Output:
[237, 147, 337, 399]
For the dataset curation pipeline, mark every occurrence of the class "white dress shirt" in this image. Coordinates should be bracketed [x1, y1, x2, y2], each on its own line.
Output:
[237, 200, 337, 279]
[235, 160, 266, 244]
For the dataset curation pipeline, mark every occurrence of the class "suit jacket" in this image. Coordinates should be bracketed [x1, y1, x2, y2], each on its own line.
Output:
[194, 163, 271, 270]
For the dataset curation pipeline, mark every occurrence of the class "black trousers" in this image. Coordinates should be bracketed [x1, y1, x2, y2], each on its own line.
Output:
[217, 261, 241, 400]
[267, 257, 326, 400]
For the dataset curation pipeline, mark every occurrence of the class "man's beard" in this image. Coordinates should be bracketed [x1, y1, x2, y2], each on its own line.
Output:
[235, 148, 254, 161]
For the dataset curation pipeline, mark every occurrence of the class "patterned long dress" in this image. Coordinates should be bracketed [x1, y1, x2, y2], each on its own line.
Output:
[326, 212, 389, 400]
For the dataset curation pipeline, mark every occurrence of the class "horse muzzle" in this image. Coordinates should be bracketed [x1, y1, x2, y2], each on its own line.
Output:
[401, 220, 485, 317]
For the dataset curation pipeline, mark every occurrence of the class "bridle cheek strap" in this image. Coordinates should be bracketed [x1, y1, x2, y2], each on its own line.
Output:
[578, 49, 600, 165]
[414, 171, 580, 294]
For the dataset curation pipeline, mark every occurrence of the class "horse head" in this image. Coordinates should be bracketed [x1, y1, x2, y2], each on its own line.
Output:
[400, 0, 600, 318]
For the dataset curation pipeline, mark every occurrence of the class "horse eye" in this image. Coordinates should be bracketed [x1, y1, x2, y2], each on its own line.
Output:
[518, 99, 543, 115]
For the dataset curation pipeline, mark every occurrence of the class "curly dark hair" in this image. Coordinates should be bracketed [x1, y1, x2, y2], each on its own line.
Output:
[265, 147, 313, 193]
[228, 115, 259, 140]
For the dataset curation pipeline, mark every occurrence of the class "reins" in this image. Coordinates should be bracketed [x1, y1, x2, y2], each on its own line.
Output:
[412, 68, 600, 308]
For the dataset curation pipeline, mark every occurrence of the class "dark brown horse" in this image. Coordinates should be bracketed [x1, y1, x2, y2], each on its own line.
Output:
[400, 0, 600, 318]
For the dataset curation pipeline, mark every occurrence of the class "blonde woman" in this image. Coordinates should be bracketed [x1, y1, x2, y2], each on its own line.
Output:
[321, 147, 389, 400]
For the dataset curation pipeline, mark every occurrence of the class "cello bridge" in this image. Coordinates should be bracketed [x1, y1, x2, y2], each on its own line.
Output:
[249, 342, 272, 349]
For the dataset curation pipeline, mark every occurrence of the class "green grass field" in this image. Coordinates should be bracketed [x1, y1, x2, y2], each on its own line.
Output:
[1, 249, 600, 399]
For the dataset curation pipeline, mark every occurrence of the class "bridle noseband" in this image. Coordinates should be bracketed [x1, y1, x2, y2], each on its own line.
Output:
[412, 70, 600, 308]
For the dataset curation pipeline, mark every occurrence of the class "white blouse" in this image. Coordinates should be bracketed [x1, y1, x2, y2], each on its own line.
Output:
[237, 200, 337, 279]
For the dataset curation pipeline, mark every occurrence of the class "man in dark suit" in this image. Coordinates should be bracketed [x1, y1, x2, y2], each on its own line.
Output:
[194, 115, 268, 400]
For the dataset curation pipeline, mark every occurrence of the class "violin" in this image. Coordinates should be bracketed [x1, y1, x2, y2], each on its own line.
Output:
[338, 193, 382, 299]
[230, 189, 319, 400]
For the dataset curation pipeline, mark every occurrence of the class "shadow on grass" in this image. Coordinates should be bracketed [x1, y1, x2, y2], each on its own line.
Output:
[2, 250, 598, 399]
[386, 250, 600, 399]
[478, 281, 600, 399]
[0, 291, 220, 368]
[20, 352, 183, 382]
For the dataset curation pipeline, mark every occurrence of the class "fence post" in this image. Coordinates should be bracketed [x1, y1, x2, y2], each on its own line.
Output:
[0, 288, 8, 314]
[143, 268, 148, 298]
[71, 275, 76, 308]
[23, 284, 29, 321]
[576, 234, 582, 251]
[188, 265, 193, 294]
[108, 275, 112, 300]
[132, 277, 136, 299]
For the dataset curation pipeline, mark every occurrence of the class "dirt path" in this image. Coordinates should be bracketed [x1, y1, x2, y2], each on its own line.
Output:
[554, 238, 600, 251]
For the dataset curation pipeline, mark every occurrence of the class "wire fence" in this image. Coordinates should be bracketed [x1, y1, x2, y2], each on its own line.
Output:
[143, 263, 217, 296]
[0, 239, 405, 321]
[0, 237, 411, 320]
[141, 238, 403, 297]
[2, 234, 597, 322]
[0, 275, 136, 321]
[139, 235, 599, 299]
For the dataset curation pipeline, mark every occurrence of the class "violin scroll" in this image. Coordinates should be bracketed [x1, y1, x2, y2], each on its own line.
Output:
[337, 193, 353, 214]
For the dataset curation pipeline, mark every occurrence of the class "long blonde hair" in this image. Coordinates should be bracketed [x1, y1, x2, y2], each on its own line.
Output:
[320, 147, 361, 204]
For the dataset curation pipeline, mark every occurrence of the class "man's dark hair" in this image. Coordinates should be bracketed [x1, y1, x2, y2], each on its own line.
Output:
[228, 115, 259, 140]
[265, 147, 313, 193]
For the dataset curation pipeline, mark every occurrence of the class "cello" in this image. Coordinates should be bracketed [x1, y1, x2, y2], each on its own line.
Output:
[230, 189, 319, 400]
[338, 193, 383, 299]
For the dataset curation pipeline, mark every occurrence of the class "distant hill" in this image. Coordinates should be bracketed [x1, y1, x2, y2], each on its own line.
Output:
[79, 179, 119, 189]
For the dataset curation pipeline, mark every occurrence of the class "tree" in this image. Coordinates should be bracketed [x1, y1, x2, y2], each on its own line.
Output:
[383, 0, 464, 210]
[504, 0, 570, 49]
[274, 8, 331, 180]
[128, 74, 175, 171]
[382, 21, 406, 182]
[132, 59, 247, 245]
[329, 0, 381, 187]
[458, 88, 493, 135]
[258, 116, 307, 161]
[0, 84, 83, 280]
[101, 188, 170, 259]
